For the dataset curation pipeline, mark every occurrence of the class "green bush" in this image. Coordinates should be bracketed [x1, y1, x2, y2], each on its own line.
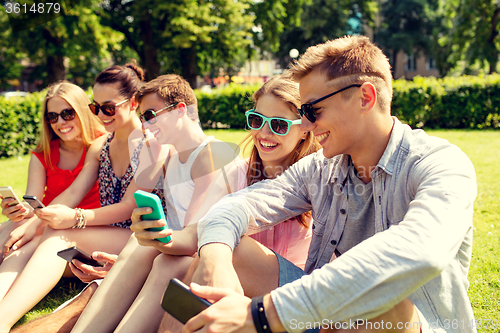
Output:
[1, 76, 500, 158]
[392, 74, 500, 129]
[195, 83, 260, 129]
[0, 92, 45, 158]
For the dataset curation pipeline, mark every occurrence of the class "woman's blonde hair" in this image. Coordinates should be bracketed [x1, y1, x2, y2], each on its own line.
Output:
[242, 74, 321, 227]
[35, 81, 105, 169]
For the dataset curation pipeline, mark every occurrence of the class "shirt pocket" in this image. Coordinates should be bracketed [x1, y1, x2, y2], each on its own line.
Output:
[306, 218, 326, 265]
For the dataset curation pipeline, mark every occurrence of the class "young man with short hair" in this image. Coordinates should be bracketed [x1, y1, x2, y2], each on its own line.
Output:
[180, 36, 477, 333]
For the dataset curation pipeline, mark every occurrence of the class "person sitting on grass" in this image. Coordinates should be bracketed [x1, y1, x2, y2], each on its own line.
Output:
[71, 73, 320, 333]
[0, 61, 166, 333]
[173, 35, 477, 333]
[157, 73, 322, 333]
[69, 73, 240, 333]
[0, 81, 105, 300]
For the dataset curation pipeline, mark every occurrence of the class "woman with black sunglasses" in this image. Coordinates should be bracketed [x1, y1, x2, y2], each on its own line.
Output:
[0, 61, 166, 332]
[0, 81, 105, 305]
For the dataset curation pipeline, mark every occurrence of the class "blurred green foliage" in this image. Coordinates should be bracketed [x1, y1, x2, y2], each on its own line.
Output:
[196, 83, 260, 129]
[392, 74, 500, 128]
[0, 92, 45, 158]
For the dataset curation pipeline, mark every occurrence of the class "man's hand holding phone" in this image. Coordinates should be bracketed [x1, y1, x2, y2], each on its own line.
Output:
[131, 207, 198, 256]
[69, 251, 117, 283]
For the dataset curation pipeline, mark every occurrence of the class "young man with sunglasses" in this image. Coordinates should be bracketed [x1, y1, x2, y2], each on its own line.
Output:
[69, 74, 242, 333]
[180, 35, 477, 333]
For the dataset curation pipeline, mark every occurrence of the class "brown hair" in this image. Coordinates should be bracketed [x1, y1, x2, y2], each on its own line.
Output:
[35, 81, 105, 169]
[289, 35, 393, 112]
[135, 74, 199, 121]
[242, 74, 321, 227]
[95, 59, 145, 99]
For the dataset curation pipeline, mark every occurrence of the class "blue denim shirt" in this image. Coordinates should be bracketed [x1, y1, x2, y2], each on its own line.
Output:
[198, 118, 477, 332]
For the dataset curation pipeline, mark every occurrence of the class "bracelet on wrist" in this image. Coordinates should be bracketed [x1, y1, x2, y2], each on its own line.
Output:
[251, 295, 272, 333]
[72, 208, 87, 229]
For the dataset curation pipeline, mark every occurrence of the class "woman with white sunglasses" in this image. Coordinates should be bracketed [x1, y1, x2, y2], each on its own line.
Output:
[114, 73, 321, 333]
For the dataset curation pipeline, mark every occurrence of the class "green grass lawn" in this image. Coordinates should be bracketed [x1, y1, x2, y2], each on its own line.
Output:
[1, 129, 499, 329]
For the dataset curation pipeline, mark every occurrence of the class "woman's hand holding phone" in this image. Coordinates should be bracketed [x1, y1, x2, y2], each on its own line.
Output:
[35, 204, 77, 229]
[69, 251, 118, 283]
[0, 198, 31, 222]
[0, 187, 33, 222]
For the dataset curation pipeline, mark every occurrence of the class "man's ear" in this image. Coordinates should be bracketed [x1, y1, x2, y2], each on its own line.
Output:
[360, 82, 377, 112]
[177, 102, 187, 118]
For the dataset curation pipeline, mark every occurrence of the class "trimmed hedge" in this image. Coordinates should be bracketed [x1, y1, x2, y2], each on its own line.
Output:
[392, 74, 500, 129]
[195, 83, 260, 129]
[0, 92, 45, 158]
[1, 75, 500, 158]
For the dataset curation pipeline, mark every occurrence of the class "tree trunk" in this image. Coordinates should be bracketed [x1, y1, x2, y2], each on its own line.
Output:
[180, 47, 197, 89]
[46, 55, 67, 83]
[43, 28, 66, 83]
[139, 14, 161, 81]
[391, 49, 398, 78]
[487, 6, 500, 74]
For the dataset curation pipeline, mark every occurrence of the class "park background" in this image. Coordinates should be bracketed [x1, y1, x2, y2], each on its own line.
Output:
[0, 0, 499, 330]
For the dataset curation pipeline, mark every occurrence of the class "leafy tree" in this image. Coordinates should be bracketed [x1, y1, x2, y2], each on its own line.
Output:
[375, 0, 436, 77]
[454, 0, 500, 73]
[276, 0, 377, 68]
[0, 11, 25, 89]
[97, 0, 254, 87]
[425, 0, 460, 76]
[250, 0, 306, 55]
[5, 0, 123, 87]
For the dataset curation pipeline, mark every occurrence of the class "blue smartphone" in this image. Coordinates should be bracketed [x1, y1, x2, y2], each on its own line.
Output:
[133, 190, 171, 243]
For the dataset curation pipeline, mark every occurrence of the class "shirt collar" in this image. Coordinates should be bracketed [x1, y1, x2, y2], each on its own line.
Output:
[375, 117, 404, 176]
[329, 154, 350, 185]
[330, 117, 405, 184]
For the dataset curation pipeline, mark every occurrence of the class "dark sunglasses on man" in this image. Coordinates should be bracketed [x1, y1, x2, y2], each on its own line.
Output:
[297, 84, 361, 123]
[89, 99, 129, 117]
[139, 102, 179, 124]
[45, 108, 76, 124]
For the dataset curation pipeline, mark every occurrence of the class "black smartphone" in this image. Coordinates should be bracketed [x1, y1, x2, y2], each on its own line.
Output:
[161, 278, 212, 324]
[22, 195, 45, 209]
[57, 246, 104, 267]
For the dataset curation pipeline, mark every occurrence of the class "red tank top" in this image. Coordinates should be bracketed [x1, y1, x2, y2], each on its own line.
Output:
[32, 139, 101, 209]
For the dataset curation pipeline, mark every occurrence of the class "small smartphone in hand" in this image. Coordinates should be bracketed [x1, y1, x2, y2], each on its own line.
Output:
[133, 190, 171, 243]
[161, 278, 212, 324]
[0, 186, 22, 207]
[22, 195, 46, 209]
[57, 246, 105, 267]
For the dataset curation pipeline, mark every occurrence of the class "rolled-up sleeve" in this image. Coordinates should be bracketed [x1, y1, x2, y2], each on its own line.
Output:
[197, 155, 316, 251]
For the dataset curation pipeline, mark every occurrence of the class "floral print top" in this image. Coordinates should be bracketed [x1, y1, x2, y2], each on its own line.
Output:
[98, 132, 166, 228]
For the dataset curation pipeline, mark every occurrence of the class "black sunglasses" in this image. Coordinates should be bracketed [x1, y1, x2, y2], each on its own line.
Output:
[45, 108, 76, 124]
[298, 84, 361, 123]
[139, 103, 179, 124]
[89, 99, 129, 116]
